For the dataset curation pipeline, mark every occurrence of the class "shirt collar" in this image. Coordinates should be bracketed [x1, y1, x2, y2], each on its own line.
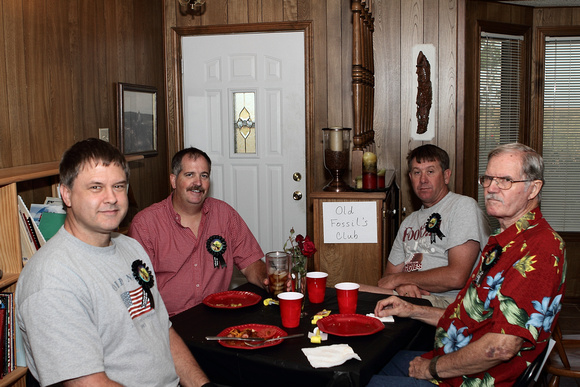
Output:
[490, 206, 543, 247]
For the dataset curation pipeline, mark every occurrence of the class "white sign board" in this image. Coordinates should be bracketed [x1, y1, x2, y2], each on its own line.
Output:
[322, 202, 378, 244]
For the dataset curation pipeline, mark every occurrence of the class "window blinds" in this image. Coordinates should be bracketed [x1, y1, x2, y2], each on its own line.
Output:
[478, 33, 522, 226]
[542, 37, 580, 232]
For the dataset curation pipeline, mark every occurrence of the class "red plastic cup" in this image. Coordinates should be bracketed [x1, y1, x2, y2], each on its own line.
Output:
[278, 292, 304, 328]
[306, 272, 328, 303]
[335, 282, 360, 314]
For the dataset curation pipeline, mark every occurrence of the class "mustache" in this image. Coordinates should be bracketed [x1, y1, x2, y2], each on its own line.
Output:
[485, 193, 504, 203]
[187, 185, 204, 192]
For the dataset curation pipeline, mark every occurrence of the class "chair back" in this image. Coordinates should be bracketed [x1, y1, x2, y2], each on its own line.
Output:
[513, 340, 553, 387]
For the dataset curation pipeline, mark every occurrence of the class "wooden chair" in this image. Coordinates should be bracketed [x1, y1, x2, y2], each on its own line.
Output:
[545, 321, 580, 386]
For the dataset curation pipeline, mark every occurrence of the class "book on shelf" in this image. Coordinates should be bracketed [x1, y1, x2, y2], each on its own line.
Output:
[18, 196, 46, 262]
[0, 293, 14, 378]
[29, 197, 66, 241]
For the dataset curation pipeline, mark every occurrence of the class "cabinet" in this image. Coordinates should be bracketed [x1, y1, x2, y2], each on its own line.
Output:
[311, 171, 399, 287]
[0, 156, 142, 387]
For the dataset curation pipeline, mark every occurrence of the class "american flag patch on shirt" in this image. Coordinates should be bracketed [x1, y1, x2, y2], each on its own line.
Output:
[121, 287, 152, 319]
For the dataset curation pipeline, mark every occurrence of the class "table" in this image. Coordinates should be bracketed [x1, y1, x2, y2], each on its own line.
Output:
[171, 283, 434, 387]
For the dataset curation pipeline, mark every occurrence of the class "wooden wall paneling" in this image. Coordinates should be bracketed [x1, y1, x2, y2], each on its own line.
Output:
[311, 0, 329, 197]
[24, 1, 53, 164]
[228, 0, 249, 24]
[463, 1, 478, 201]
[435, 0, 457, 193]
[373, 0, 402, 192]
[283, 0, 299, 22]
[296, 0, 311, 21]
[400, 0, 424, 216]
[0, 2, 9, 167]
[262, 0, 284, 22]
[327, 0, 343, 128]
[3, 1, 32, 167]
[455, 0, 465, 193]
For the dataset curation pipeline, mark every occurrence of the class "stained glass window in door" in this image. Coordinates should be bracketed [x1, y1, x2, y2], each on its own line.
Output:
[234, 92, 256, 154]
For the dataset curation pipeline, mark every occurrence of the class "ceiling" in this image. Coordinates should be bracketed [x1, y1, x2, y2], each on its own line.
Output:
[497, 0, 580, 6]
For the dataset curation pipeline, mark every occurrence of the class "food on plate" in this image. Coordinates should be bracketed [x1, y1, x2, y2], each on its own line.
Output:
[214, 303, 243, 308]
[223, 327, 279, 343]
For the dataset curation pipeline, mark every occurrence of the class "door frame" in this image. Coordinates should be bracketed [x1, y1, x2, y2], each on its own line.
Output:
[166, 22, 314, 228]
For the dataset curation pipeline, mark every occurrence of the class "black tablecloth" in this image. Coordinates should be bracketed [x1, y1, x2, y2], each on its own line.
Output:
[171, 283, 434, 387]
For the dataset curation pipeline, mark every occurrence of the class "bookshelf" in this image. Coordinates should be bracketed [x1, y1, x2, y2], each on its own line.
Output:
[0, 155, 143, 387]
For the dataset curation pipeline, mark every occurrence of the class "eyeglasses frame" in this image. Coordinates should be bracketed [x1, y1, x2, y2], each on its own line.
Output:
[478, 175, 533, 190]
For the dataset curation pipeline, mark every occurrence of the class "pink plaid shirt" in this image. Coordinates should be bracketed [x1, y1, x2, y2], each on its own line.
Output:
[129, 195, 264, 316]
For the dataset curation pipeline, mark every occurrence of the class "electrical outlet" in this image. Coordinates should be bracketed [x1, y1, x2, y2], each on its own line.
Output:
[99, 128, 110, 142]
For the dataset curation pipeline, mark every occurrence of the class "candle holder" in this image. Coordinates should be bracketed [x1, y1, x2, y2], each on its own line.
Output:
[322, 127, 351, 192]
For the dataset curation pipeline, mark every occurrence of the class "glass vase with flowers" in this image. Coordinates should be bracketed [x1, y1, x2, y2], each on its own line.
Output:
[283, 228, 317, 294]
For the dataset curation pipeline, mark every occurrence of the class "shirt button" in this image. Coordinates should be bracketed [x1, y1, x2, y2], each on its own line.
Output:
[196, 284, 200, 287]
[194, 264, 198, 267]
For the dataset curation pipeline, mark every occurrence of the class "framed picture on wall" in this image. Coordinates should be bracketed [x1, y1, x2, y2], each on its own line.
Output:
[117, 83, 158, 156]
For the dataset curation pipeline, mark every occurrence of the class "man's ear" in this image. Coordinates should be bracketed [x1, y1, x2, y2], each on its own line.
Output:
[170, 174, 177, 190]
[528, 180, 544, 200]
[60, 184, 72, 208]
[444, 168, 452, 185]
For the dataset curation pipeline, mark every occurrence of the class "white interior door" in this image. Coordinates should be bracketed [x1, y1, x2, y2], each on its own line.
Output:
[182, 31, 306, 254]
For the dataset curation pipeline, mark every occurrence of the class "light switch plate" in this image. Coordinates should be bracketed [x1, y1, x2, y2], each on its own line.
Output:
[99, 128, 110, 142]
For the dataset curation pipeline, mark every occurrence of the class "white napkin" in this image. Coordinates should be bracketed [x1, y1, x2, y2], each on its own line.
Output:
[366, 313, 394, 323]
[301, 344, 361, 368]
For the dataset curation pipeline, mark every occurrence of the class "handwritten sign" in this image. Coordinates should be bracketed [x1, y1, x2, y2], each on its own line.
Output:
[322, 202, 378, 244]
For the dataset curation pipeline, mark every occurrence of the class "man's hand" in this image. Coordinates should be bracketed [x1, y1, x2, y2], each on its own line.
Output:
[374, 296, 445, 326]
[408, 356, 432, 379]
[377, 272, 401, 290]
[374, 296, 416, 318]
[394, 284, 429, 298]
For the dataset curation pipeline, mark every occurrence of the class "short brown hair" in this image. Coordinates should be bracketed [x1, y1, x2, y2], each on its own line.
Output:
[407, 144, 450, 172]
[59, 138, 129, 188]
[171, 147, 212, 176]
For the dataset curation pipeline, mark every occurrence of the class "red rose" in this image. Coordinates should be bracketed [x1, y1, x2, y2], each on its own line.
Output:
[299, 235, 317, 257]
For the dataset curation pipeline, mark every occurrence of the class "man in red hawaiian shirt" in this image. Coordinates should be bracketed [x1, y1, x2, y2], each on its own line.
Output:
[368, 143, 566, 387]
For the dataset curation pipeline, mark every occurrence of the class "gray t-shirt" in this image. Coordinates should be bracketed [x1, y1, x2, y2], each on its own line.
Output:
[388, 192, 490, 299]
[15, 228, 179, 387]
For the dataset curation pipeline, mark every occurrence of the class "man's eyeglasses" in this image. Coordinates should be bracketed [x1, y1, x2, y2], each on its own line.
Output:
[478, 175, 532, 190]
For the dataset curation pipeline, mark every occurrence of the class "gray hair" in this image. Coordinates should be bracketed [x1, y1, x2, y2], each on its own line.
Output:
[488, 143, 544, 200]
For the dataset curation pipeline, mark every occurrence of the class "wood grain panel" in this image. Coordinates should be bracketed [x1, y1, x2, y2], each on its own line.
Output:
[436, 0, 457, 192]
[228, 0, 249, 24]
[400, 0, 424, 215]
[0, 0, 169, 227]
[373, 0, 402, 194]
[3, 1, 31, 167]
[327, 0, 343, 126]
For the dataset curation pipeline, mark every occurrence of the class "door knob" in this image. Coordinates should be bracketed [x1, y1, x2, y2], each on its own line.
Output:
[293, 172, 302, 182]
[293, 191, 302, 200]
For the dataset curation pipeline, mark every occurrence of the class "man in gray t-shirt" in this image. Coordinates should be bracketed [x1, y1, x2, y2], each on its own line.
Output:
[15, 139, 213, 387]
[363, 145, 489, 308]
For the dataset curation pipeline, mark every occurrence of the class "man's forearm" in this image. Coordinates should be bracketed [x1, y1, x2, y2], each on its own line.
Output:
[381, 267, 467, 293]
[427, 333, 524, 379]
[169, 328, 210, 387]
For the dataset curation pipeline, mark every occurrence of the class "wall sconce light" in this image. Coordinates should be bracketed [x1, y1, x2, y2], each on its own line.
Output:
[178, 0, 206, 14]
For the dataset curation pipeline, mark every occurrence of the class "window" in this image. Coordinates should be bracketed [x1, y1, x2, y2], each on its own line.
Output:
[233, 92, 256, 154]
[478, 32, 523, 226]
[542, 37, 580, 232]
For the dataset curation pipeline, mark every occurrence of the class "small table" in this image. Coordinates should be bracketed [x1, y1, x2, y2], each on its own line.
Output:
[171, 283, 433, 387]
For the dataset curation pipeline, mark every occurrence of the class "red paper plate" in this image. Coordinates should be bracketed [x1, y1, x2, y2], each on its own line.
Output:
[202, 291, 261, 309]
[317, 314, 385, 337]
[215, 324, 287, 350]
